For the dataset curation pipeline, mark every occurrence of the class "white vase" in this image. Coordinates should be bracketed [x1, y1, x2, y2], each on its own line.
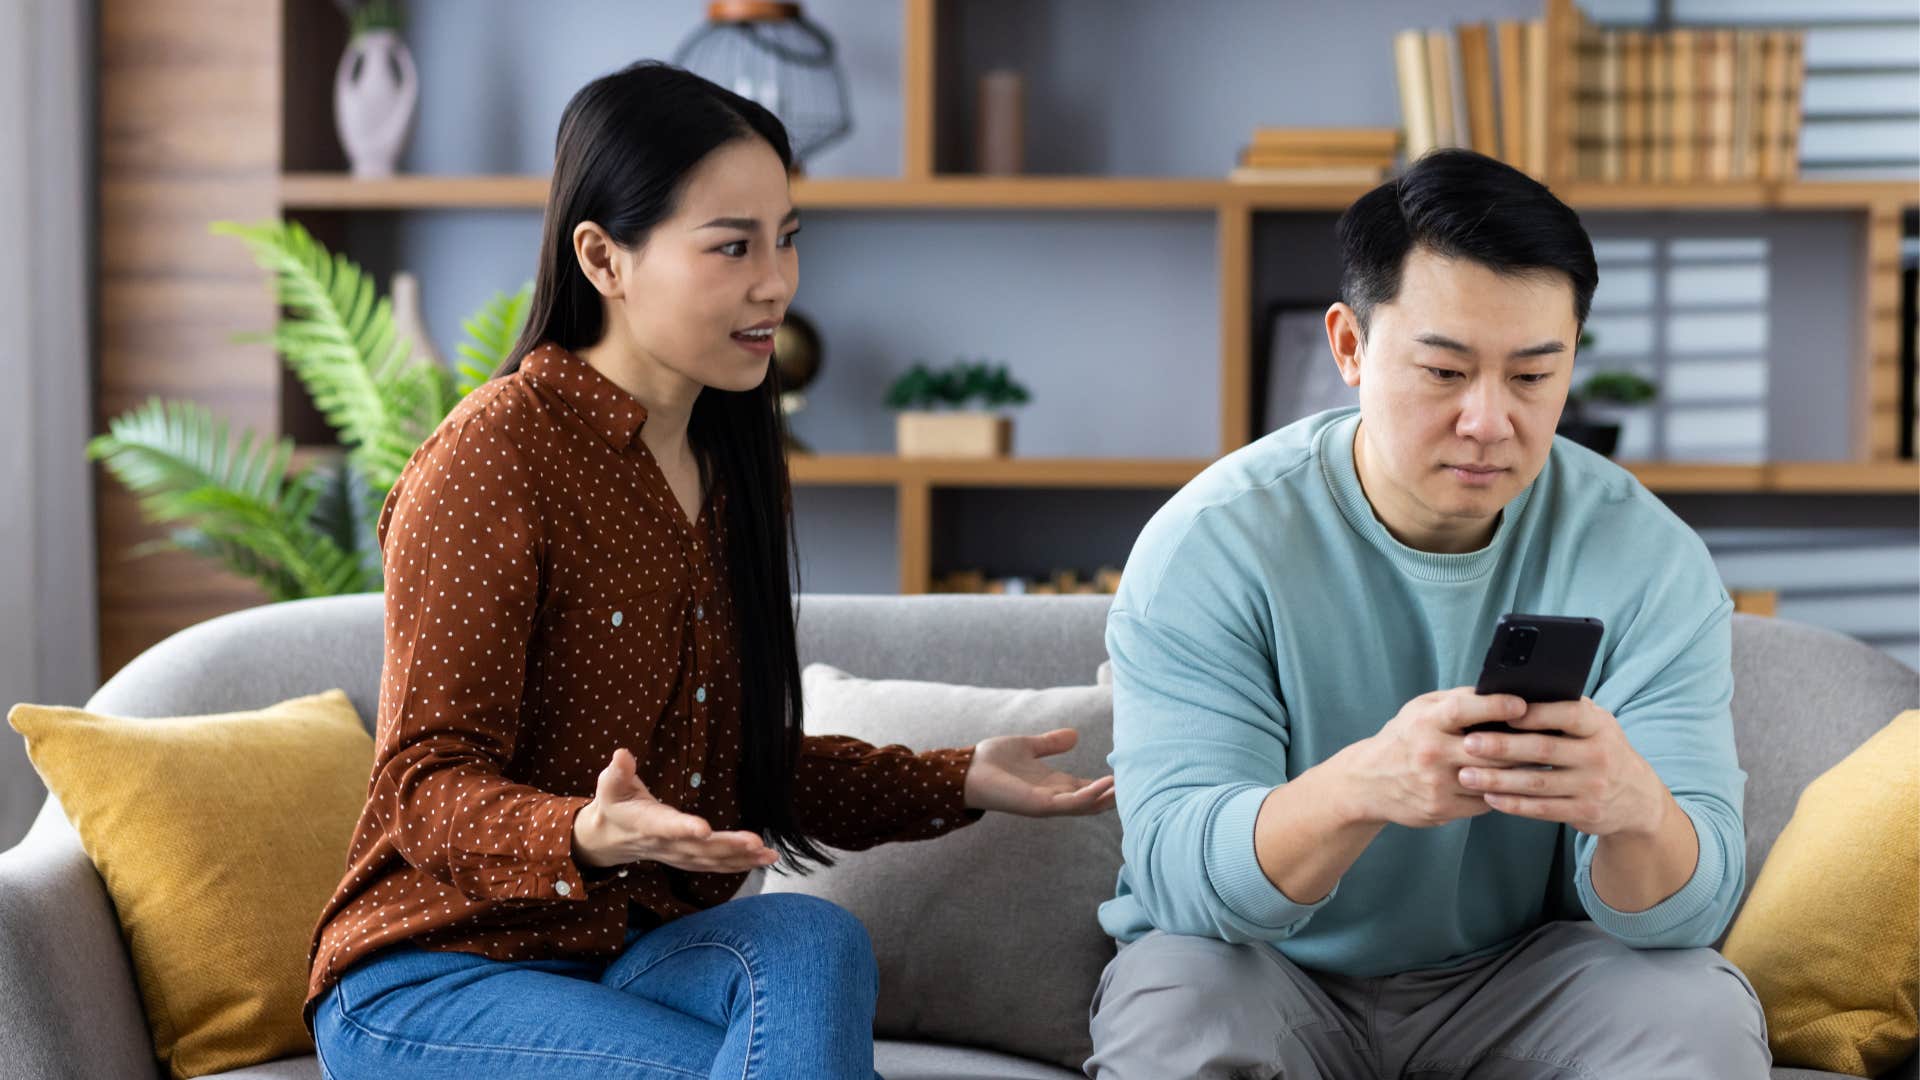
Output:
[388, 271, 443, 369]
[334, 29, 418, 179]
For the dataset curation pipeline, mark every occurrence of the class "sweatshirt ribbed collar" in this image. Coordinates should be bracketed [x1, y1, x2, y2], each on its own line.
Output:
[1319, 409, 1537, 584]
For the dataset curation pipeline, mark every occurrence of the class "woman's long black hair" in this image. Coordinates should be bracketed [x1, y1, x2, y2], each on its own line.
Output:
[496, 60, 831, 870]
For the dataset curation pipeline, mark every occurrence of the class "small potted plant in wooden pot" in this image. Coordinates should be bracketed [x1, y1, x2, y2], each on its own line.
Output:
[1557, 369, 1658, 458]
[887, 358, 1030, 458]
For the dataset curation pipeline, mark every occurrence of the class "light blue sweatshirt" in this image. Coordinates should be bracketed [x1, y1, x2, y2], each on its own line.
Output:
[1101, 406, 1745, 977]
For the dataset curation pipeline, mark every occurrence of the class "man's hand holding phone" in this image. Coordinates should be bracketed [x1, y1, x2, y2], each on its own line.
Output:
[1456, 698, 1671, 838]
[1337, 687, 1531, 829]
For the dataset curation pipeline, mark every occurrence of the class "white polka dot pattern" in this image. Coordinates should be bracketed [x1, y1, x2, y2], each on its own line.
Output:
[302, 341, 979, 1027]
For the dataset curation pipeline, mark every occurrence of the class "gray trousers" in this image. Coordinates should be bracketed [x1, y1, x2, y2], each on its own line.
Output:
[1085, 920, 1770, 1079]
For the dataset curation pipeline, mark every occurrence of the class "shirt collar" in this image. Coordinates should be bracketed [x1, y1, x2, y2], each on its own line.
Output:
[521, 340, 649, 451]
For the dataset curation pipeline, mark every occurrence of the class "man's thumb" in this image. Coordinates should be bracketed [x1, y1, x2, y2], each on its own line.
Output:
[597, 748, 650, 802]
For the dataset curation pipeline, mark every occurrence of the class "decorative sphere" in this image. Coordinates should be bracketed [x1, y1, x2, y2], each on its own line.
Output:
[773, 310, 822, 391]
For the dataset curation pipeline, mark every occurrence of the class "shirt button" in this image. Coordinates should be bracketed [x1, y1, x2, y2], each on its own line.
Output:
[617, 867, 630, 878]
[695, 686, 707, 703]
[611, 611, 623, 627]
[690, 772, 703, 788]
[695, 604, 705, 620]
[554, 880, 572, 896]
[930, 817, 945, 828]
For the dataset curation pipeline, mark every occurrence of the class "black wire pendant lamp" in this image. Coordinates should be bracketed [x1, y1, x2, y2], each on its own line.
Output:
[673, 2, 853, 168]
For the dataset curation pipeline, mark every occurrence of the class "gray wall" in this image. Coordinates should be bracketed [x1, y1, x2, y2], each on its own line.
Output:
[1, 0, 97, 848]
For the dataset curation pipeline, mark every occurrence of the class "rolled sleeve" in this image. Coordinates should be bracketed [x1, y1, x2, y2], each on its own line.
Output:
[1203, 784, 1339, 935]
[1574, 594, 1746, 948]
[1577, 799, 1727, 942]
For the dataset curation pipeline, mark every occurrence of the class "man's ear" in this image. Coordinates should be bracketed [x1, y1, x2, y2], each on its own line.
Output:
[1326, 302, 1365, 389]
[572, 221, 624, 300]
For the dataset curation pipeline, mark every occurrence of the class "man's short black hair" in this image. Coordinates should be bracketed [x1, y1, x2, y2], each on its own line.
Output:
[1335, 148, 1599, 341]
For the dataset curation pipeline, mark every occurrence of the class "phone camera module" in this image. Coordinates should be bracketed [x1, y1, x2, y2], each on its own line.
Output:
[1504, 626, 1539, 666]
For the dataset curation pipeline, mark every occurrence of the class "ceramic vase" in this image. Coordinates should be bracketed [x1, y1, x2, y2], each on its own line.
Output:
[335, 29, 418, 178]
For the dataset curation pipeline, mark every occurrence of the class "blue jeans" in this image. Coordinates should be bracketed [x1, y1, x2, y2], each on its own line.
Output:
[313, 892, 882, 1079]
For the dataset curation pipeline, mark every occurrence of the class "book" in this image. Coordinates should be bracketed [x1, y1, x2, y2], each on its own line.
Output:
[1730, 30, 1758, 180]
[1395, 30, 1436, 161]
[1229, 164, 1392, 184]
[1426, 28, 1459, 148]
[1458, 23, 1500, 157]
[1241, 150, 1397, 168]
[1779, 30, 1805, 180]
[1622, 30, 1646, 182]
[1542, 0, 1588, 182]
[1571, 22, 1599, 178]
[1496, 20, 1529, 169]
[1648, 32, 1671, 182]
[1758, 30, 1788, 181]
[1525, 17, 1550, 178]
[1601, 29, 1622, 181]
[1248, 128, 1400, 154]
[1671, 29, 1696, 183]
[1710, 29, 1736, 182]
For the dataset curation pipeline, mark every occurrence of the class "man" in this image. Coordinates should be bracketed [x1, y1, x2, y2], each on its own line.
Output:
[1086, 149, 1768, 1079]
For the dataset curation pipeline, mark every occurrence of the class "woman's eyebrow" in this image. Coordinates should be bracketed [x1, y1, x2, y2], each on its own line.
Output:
[695, 208, 801, 231]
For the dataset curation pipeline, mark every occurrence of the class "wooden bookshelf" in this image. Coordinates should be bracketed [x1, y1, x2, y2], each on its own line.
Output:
[96, 0, 1920, 666]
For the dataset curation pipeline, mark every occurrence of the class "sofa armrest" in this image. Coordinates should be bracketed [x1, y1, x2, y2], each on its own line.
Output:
[0, 798, 159, 1080]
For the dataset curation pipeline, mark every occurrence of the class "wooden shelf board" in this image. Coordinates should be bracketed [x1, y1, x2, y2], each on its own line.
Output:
[280, 173, 1919, 213]
[791, 455, 1918, 493]
[291, 445, 1914, 494]
[790, 455, 1212, 488]
[1623, 460, 1919, 494]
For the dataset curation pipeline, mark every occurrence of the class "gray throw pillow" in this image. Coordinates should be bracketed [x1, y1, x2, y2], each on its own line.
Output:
[762, 663, 1119, 1070]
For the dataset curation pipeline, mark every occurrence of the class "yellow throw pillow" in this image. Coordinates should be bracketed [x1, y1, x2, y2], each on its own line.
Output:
[1723, 709, 1919, 1077]
[8, 690, 372, 1080]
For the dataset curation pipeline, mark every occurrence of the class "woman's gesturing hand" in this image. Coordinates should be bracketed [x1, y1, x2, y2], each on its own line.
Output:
[571, 748, 780, 873]
[963, 728, 1117, 817]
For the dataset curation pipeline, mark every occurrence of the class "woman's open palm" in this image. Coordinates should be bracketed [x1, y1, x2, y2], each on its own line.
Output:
[963, 729, 1116, 817]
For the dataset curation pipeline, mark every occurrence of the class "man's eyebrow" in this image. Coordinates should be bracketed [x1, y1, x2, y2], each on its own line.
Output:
[1413, 332, 1567, 360]
[695, 208, 801, 231]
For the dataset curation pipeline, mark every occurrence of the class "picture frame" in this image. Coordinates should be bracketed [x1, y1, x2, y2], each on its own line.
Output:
[1251, 300, 1356, 437]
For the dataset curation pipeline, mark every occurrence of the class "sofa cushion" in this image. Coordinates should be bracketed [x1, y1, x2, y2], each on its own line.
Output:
[763, 664, 1117, 1071]
[1723, 710, 1918, 1077]
[6, 690, 371, 1080]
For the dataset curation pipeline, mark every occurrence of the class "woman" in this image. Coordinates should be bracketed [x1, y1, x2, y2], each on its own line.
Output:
[303, 60, 1114, 1080]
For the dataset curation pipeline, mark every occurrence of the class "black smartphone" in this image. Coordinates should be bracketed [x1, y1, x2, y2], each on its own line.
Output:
[1465, 613, 1604, 736]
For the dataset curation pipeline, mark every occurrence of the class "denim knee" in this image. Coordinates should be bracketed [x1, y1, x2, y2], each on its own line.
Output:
[749, 893, 878, 997]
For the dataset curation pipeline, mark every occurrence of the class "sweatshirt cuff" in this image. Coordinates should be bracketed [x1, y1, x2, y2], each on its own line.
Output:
[449, 793, 594, 902]
[1577, 800, 1724, 942]
[1203, 785, 1336, 934]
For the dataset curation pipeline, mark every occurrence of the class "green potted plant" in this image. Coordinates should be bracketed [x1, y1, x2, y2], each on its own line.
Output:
[885, 358, 1031, 458]
[1558, 369, 1658, 459]
[85, 218, 531, 599]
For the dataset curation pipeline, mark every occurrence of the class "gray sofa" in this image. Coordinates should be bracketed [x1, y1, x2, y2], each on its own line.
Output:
[2, 593, 1915, 1080]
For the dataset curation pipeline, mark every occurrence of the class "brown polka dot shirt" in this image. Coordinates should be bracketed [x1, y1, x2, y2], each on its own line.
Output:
[304, 341, 980, 1027]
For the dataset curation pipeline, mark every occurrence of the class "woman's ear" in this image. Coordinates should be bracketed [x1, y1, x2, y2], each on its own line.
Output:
[572, 221, 624, 299]
[1326, 302, 1365, 389]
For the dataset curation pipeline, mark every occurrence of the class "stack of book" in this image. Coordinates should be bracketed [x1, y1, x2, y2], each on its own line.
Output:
[1229, 128, 1399, 185]
[1393, 0, 1806, 184]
